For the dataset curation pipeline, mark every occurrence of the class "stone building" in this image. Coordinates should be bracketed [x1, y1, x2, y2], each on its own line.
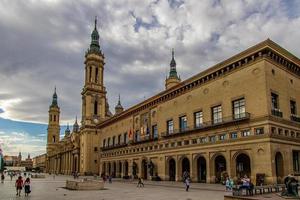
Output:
[46, 19, 300, 184]
[32, 153, 46, 172]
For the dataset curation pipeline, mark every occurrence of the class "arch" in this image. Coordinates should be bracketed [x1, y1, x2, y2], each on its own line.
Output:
[141, 159, 148, 180]
[118, 161, 122, 178]
[124, 161, 129, 177]
[214, 155, 227, 183]
[168, 158, 176, 181]
[236, 153, 251, 178]
[196, 156, 207, 183]
[132, 161, 138, 178]
[275, 152, 284, 183]
[112, 162, 116, 178]
[182, 157, 190, 180]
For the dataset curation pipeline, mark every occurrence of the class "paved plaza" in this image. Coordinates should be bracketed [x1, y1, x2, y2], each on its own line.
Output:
[0, 174, 230, 200]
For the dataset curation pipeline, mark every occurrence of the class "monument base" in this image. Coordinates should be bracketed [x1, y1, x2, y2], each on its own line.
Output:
[66, 179, 104, 190]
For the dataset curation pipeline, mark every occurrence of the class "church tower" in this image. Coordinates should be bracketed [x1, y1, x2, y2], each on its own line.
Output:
[80, 17, 106, 175]
[46, 88, 60, 153]
[115, 94, 124, 115]
[81, 17, 107, 126]
[165, 49, 181, 90]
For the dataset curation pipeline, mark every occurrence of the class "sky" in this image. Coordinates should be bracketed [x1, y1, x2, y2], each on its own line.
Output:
[0, 0, 300, 158]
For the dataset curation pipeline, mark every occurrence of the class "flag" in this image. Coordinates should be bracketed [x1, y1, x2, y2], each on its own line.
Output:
[129, 129, 133, 139]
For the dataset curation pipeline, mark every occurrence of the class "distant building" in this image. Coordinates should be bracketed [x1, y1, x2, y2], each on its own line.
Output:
[3, 155, 18, 166]
[4, 153, 33, 171]
[32, 154, 46, 172]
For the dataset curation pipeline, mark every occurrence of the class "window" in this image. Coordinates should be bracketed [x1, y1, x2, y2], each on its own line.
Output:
[219, 134, 226, 141]
[52, 136, 56, 143]
[167, 120, 174, 134]
[179, 115, 187, 131]
[124, 132, 128, 144]
[112, 136, 116, 146]
[95, 67, 99, 83]
[271, 127, 276, 134]
[135, 131, 140, 142]
[89, 66, 92, 82]
[291, 100, 297, 115]
[54, 115, 56, 122]
[285, 130, 289, 136]
[271, 93, 279, 109]
[107, 138, 111, 146]
[230, 132, 238, 139]
[241, 130, 251, 137]
[233, 98, 246, 119]
[192, 139, 197, 144]
[194, 111, 203, 128]
[209, 135, 216, 142]
[278, 128, 283, 135]
[152, 125, 158, 139]
[293, 151, 300, 172]
[94, 100, 98, 115]
[118, 135, 121, 145]
[255, 127, 264, 135]
[50, 114, 52, 122]
[103, 139, 106, 147]
[212, 105, 222, 124]
[94, 147, 98, 152]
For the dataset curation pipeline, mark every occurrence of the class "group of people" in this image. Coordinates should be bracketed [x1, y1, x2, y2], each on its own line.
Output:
[225, 175, 253, 195]
[15, 176, 31, 196]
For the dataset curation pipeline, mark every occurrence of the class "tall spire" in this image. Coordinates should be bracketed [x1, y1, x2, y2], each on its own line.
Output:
[169, 48, 179, 79]
[89, 16, 101, 54]
[51, 87, 58, 107]
[115, 94, 124, 114]
[73, 116, 79, 133]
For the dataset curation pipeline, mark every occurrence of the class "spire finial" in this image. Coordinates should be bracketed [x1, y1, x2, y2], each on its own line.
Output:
[172, 48, 174, 59]
[75, 115, 77, 122]
[94, 16, 97, 29]
[118, 94, 121, 103]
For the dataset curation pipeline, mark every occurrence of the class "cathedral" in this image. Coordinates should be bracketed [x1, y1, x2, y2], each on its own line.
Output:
[46, 18, 300, 184]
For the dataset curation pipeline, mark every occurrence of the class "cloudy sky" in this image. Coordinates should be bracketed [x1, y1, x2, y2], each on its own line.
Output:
[0, 0, 300, 158]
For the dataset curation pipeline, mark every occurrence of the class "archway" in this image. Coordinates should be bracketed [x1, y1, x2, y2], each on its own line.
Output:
[215, 155, 226, 183]
[118, 162, 122, 178]
[113, 162, 116, 178]
[182, 157, 190, 180]
[169, 158, 176, 181]
[275, 152, 284, 183]
[142, 159, 148, 180]
[197, 156, 206, 183]
[124, 161, 129, 177]
[236, 153, 251, 178]
[132, 162, 138, 178]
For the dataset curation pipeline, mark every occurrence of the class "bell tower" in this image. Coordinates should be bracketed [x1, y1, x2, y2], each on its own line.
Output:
[46, 87, 60, 154]
[81, 17, 107, 126]
[165, 49, 181, 90]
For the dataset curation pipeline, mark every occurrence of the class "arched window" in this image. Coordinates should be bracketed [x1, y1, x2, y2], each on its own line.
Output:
[89, 66, 92, 82]
[94, 100, 98, 115]
[95, 67, 99, 83]
[54, 115, 56, 122]
[103, 139, 106, 147]
[52, 136, 56, 143]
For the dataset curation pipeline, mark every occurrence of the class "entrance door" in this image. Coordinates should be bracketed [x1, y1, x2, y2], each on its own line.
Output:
[197, 156, 206, 182]
[169, 159, 176, 181]
[275, 152, 284, 183]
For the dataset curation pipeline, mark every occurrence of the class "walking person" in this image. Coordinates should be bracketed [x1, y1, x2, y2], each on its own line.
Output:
[185, 177, 190, 192]
[10, 173, 13, 181]
[24, 178, 31, 196]
[137, 177, 144, 187]
[15, 176, 23, 196]
[1, 173, 4, 183]
[108, 174, 112, 183]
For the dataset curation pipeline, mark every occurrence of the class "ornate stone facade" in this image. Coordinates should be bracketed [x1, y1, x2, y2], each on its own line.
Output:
[46, 19, 300, 184]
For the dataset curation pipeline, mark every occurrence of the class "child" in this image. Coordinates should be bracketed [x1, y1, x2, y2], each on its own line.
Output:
[185, 177, 190, 192]
[137, 177, 144, 187]
[24, 178, 31, 196]
[15, 176, 23, 196]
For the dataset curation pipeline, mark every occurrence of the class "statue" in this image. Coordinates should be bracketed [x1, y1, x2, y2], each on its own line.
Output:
[282, 175, 299, 198]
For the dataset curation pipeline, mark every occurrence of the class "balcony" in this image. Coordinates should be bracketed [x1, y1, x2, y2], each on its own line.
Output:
[271, 108, 283, 117]
[291, 114, 300, 123]
[100, 143, 128, 151]
[131, 136, 158, 145]
[161, 112, 250, 138]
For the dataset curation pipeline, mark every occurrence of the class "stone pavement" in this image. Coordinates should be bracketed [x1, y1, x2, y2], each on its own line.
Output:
[0, 174, 230, 200]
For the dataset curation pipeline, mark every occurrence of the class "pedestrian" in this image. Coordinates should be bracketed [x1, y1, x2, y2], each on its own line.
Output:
[53, 173, 55, 180]
[1, 173, 4, 183]
[10, 173, 13, 181]
[137, 177, 144, 187]
[108, 174, 112, 183]
[185, 177, 190, 192]
[225, 177, 232, 191]
[15, 176, 23, 196]
[24, 177, 31, 196]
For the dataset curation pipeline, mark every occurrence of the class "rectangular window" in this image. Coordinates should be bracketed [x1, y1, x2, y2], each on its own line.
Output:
[194, 111, 203, 128]
[241, 130, 251, 137]
[255, 127, 264, 135]
[271, 93, 279, 109]
[209, 135, 216, 142]
[233, 98, 246, 119]
[179, 115, 187, 131]
[124, 133, 128, 144]
[192, 139, 197, 144]
[291, 100, 297, 115]
[152, 125, 158, 139]
[118, 135, 121, 145]
[219, 134, 226, 141]
[293, 151, 300, 173]
[230, 132, 238, 139]
[167, 120, 174, 134]
[212, 105, 222, 124]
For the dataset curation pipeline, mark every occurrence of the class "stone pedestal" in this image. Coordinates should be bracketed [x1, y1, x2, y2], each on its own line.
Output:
[66, 179, 104, 190]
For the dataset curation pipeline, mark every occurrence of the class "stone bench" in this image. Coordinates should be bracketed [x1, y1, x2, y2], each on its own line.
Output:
[66, 179, 104, 190]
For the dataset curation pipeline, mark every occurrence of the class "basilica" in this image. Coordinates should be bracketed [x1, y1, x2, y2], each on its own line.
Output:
[46, 19, 300, 184]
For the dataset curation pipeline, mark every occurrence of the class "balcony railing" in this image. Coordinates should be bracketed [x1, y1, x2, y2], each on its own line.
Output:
[100, 143, 128, 151]
[271, 108, 283, 117]
[291, 114, 300, 123]
[161, 112, 250, 138]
